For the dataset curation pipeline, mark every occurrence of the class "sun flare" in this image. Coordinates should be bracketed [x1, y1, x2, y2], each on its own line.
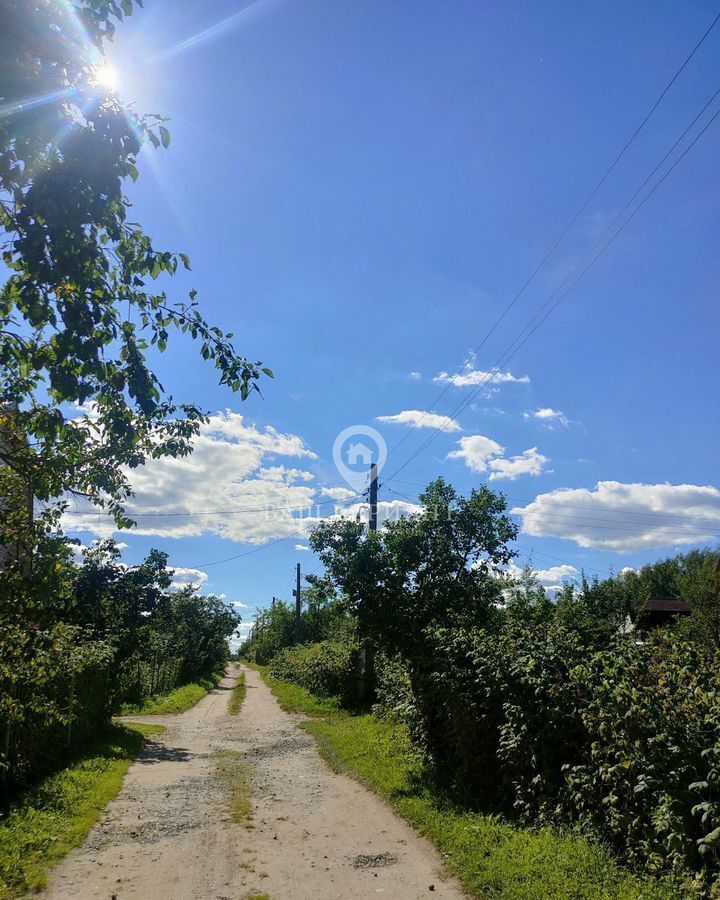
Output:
[93, 62, 120, 92]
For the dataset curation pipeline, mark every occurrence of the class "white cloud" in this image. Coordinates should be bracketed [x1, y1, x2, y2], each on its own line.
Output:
[524, 408, 569, 428]
[229, 600, 248, 609]
[447, 435, 504, 473]
[376, 410, 462, 432]
[169, 566, 209, 589]
[434, 368, 530, 388]
[488, 447, 549, 482]
[62, 410, 321, 546]
[447, 436, 549, 481]
[295, 544, 311, 552]
[320, 486, 357, 501]
[506, 562, 579, 594]
[337, 499, 423, 528]
[409, 371, 421, 380]
[513, 481, 720, 552]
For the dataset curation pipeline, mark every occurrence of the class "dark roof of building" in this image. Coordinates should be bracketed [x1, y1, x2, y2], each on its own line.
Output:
[643, 597, 691, 614]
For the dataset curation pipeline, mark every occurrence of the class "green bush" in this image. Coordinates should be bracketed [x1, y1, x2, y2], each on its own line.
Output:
[372, 652, 421, 732]
[416, 624, 720, 889]
[269, 638, 358, 700]
[0, 624, 113, 792]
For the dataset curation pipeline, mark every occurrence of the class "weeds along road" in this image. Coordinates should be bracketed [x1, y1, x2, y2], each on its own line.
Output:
[44, 666, 463, 900]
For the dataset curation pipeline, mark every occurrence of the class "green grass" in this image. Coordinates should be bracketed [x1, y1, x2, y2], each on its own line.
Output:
[119, 674, 220, 715]
[263, 673, 682, 900]
[0, 722, 164, 899]
[228, 673, 247, 715]
[214, 750, 253, 827]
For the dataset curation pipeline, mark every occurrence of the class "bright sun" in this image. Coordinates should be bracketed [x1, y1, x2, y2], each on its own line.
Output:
[94, 62, 120, 92]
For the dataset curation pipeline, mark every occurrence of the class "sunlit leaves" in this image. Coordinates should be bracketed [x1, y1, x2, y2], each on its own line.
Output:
[0, 0, 269, 523]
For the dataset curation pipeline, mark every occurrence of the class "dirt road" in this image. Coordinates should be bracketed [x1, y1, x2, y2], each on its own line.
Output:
[45, 666, 464, 900]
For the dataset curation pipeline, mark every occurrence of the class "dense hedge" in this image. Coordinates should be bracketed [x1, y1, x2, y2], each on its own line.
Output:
[0, 624, 112, 788]
[268, 639, 359, 700]
[414, 624, 720, 888]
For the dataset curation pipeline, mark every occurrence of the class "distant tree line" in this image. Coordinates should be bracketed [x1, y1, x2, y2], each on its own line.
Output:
[1, 533, 238, 793]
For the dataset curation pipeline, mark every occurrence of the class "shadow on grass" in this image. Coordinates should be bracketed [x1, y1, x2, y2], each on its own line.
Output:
[0, 723, 146, 815]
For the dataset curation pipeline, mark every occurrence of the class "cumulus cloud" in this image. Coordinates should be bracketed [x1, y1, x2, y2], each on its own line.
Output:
[409, 371, 421, 380]
[320, 486, 358, 501]
[62, 410, 321, 545]
[169, 566, 209, 589]
[447, 435, 504, 473]
[338, 499, 423, 528]
[506, 562, 579, 594]
[524, 408, 570, 428]
[376, 410, 462, 432]
[488, 447, 549, 482]
[447, 436, 549, 481]
[295, 544, 311, 552]
[513, 481, 720, 552]
[434, 368, 530, 388]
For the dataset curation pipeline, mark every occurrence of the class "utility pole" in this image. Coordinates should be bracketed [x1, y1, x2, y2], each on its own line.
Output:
[293, 563, 301, 643]
[272, 596, 277, 609]
[361, 463, 379, 701]
[368, 462, 378, 533]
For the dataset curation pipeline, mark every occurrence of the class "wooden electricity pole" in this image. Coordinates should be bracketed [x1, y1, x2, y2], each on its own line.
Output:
[293, 563, 301, 643]
[369, 462, 378, 533]
[360, 462, 379, 701]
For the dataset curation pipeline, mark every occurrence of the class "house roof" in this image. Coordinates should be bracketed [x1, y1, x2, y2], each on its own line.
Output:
[643, 597, 691, 614]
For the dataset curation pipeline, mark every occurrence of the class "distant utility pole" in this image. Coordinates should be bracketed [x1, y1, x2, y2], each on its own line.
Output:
[361, 463, 379, 701]
[272, 596, 277, 609]
[368, 462, 378, 533]
[293, 563, 301, 643]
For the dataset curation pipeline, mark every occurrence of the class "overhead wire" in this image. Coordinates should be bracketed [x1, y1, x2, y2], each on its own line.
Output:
[384, 9, 720, 459]
[384, 100, 720, 480]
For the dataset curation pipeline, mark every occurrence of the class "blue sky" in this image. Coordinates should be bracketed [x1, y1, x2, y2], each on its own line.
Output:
[64, 0, 720, 637]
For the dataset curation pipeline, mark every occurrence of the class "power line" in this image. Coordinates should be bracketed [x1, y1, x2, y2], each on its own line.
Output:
[63, 493, 362, 519]
[384, 9, 720, 459]
[385, 485, 720, 536]
[188, 493, 364, 569]
[386, 479, 720, 525]
[507, 494, 720, 524]
[384, 100, 720, 480]
[512, 511, 719, 538]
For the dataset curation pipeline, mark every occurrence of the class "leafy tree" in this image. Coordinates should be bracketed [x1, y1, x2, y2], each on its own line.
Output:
[310, 478, 518, 660]
[502, 563, 555, 625]
[676, 549, 720, 648]
[0, 0, 270, 523]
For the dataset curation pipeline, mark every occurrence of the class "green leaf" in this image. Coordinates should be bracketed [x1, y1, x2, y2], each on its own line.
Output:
[159, 126, 171, 148]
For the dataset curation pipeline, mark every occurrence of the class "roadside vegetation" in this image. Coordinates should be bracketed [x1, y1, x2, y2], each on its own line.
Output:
[0, 0, 253, 817]
[0, 723, 164, 899]
[121, 675, 222, 716]
[1, 541, 237, 795]
[243, 478, 720, 896]
[262, 671, 677, 900]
